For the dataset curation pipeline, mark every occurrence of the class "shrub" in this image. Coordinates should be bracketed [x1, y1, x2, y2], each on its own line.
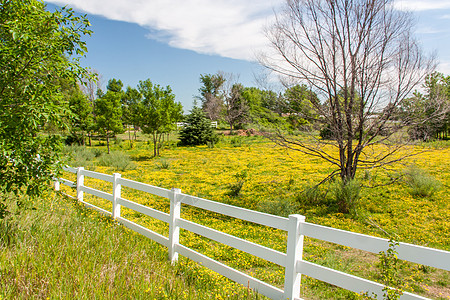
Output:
[329, 178, 361, 214]
[179, 107, 218, 146]
[404, 165, 441, 197]
[319, 124, 335, 140]
[98, 151, 136, 171]
[230, 136, 244, 147]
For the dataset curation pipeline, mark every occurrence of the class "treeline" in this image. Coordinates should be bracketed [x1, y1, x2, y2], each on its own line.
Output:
[65, 71, 450, 155]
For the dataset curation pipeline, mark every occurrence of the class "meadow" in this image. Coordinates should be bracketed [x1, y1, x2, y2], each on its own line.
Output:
[2, 134, 448, 299]
[58, 133, 450, 299]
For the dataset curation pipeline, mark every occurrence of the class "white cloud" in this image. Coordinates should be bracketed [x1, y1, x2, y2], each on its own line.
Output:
[46, 0, 281, 61]
[394, 0, 450, 11]
[437, 60, 450, 74]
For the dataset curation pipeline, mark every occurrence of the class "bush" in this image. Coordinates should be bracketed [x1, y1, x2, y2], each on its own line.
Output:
[330, 178, 361, 214]
[404, 165, 441, 197]
[98, 151, 136, 171]
[319, 124, 335, 140]
[179, 107, 218, 146]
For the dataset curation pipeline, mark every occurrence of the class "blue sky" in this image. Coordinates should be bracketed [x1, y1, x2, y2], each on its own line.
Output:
[45, 0, 450, 112]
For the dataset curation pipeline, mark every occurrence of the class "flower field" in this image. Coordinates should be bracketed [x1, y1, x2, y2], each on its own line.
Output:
[61, 136, 450, 299]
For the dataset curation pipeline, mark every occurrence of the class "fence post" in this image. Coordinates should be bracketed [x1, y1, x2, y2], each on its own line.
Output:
[76, 167, 84, 202]
[169, 187, 181, 264]
[54, 180, 60, 192]
[283, 214, 306, 300]
[112, 173, 122, 219]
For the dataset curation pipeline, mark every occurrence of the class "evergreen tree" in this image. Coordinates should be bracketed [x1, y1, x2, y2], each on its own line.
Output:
[179, 107, 218, 146]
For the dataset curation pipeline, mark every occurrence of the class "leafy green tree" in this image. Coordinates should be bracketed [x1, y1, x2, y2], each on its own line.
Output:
[399, 72, 450, 141]
[107, 78, 124, 94]
[241, 87, 286, 128]
[121, 86, 142, 146]
[68, 87, 93, 145]
[136, 79, 183, 156]
[94, 91, 123, 153]
[0, 0, 91, 217]
[179, 107, 218, 146]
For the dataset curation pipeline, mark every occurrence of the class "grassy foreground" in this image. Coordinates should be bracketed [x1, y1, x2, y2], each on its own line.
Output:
[0, 193, 263, 299]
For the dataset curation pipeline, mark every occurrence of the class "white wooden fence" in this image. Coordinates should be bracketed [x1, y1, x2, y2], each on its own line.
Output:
[176, 121, 218, 129]
[55, 167, 450, 300]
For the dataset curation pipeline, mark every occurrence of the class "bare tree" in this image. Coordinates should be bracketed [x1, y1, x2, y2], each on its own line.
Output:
[260, 0, 437, 183]
[80, 70, 101, 103]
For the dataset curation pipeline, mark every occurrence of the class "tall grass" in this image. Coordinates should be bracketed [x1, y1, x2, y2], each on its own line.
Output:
[0, 193, 262, 299]
[98, 150, 136, 171]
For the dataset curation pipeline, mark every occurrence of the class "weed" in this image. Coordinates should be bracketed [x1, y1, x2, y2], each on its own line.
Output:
[378, 239, 404, 300]
[64, 145, 96, 167]
[300, 184, 322, 206]
[227, 170, 248, 197]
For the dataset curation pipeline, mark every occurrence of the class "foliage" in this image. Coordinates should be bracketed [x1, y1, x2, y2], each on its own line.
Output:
[241, 87, 287, 129]
[399, 72, 450, 141]
[136, 79, 183, 156]
[403, 165, 441, 198]
[261, 0, 435, 192]
[378, 239, 404, 300]
[0, 0, 91, 218]
[94, 90, 123, 153]
[179, 107, 218, 146]
[67, 86, 93, 145]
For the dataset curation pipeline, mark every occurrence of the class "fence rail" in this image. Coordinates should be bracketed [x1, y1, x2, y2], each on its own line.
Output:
[55, 166, 449, 300]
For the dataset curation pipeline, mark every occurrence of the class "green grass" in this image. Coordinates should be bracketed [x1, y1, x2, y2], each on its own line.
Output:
[0, 193, 262, 299]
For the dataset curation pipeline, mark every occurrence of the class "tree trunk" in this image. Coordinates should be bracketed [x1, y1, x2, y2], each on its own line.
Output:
[128, 126, 132, 148]
[152, 132, 157, 157]
[106, 133, 110, 154]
